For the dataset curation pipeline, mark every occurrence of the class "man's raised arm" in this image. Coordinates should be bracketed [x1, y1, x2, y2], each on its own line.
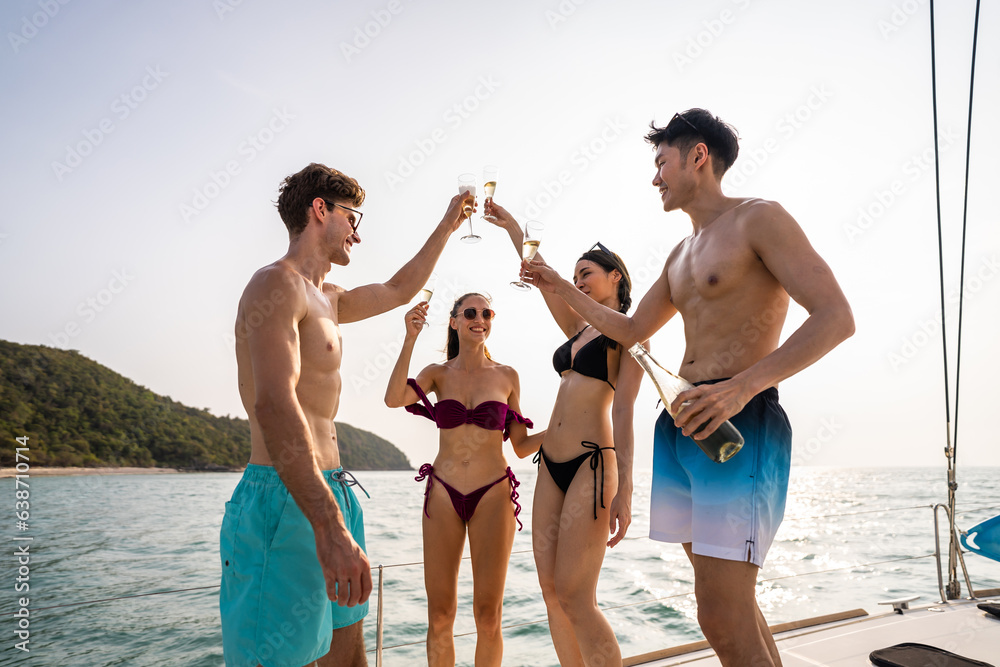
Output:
[337, 192, 472, 324]
[525, 256, 678, 346]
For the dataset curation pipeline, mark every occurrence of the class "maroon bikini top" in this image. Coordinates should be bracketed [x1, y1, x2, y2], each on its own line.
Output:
[405, 379, 532, 441]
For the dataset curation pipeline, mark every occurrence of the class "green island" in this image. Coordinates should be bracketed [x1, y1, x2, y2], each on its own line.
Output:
[0, 340, 412, 471]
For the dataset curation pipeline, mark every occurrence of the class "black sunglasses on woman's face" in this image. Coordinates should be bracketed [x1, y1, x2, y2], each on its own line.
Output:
[461, 307, 494, 321]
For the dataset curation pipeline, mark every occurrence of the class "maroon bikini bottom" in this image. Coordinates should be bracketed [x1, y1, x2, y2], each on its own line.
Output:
[415, 463, 522, 531]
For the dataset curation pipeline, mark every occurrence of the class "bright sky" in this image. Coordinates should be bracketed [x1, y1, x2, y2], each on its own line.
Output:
[2, 0, 997, 472]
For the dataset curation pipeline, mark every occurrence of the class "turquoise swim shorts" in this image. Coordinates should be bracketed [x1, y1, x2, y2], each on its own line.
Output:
[650, 384, 792, 568]
[220, 464, 369, 667]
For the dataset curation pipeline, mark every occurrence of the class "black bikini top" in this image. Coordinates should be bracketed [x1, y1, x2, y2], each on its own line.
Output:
[552, 326, 616, 390]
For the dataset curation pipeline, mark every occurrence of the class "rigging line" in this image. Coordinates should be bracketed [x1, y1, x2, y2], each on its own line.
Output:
[600, 555, 939, 613]
[928, 0, 952, 455]
[786, 504, 933, 520]
[18, 502, 975, 613]
[956, 504, 1000, 516]
[759, 554, 937, 583]
[928, 0, 960, 598]
[787, 503, 1000, 521]
[13, 551, 949, 620]
[379, 547, 537, 570]
[20, 585, 220, 613]
[21, 506, 992, 618]
[368, 639, 430, 652]
[371, 586, 707, 651]
[953, 0, 982, 467]
[368, 554, 948, 654]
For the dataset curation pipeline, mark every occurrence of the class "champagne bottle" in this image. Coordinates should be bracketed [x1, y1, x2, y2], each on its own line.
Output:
[628, 343, 744, 463]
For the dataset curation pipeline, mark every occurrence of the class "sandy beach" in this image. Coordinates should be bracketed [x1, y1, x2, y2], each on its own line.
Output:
[0, 467, 206, 479]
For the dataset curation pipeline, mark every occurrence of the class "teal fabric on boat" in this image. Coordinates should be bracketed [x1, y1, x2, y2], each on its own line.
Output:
[961, 514, 1000, 563]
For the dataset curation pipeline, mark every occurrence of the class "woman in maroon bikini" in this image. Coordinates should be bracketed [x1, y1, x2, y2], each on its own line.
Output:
[385, 292, 544, 666]
[486, 201, 645, 666]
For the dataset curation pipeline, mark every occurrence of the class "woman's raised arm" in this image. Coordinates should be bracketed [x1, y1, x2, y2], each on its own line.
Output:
[384, 303, 432, 408]
[484, 199, 586, 338]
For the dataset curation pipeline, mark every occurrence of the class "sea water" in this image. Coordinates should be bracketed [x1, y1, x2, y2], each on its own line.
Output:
[1, 467, 998, 666]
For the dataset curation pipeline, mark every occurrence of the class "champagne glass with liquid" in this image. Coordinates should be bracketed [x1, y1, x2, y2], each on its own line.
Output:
[511, 220, 544, 290]
[482, 165, 498, 222]
[415, 273, 436, 328]
[457, 173, 480, 243]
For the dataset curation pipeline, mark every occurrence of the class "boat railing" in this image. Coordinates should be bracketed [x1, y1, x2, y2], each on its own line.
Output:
[11, 502, 1000, 665]
[933, 502, 978, 602]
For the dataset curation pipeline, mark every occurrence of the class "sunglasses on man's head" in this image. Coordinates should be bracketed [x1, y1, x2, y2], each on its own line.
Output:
[671, 112, 701, 135]
[460, 307, 495, 321]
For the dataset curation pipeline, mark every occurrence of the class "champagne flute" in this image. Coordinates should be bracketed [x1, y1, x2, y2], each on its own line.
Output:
[511, 220, 544, 290]
[457, 173, 480, 243]
[482, 165, 498, 222]
[416, 274, 436, 328]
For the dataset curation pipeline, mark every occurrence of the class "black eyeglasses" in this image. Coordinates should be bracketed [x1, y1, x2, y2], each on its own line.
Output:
[461, 307, 495, 321]
[671, 112, 701, 135]
[322, 200, 363, 233]
[589, 241, 614, 256]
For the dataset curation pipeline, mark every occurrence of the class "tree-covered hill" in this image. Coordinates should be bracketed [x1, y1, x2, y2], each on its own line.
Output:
[0, 340, 411, 470]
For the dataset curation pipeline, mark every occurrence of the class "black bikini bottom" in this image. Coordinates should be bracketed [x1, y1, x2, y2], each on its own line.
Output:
[534, 441, 614, 519]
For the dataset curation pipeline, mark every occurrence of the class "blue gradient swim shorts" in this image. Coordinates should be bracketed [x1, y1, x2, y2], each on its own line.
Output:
[220, 464, 368, 667]
[650, 384, 792, 568]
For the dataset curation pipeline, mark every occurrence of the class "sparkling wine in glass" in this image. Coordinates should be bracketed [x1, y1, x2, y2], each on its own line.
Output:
[511, 220, 544, 290]
[416, 274, 436, 328]
[482, 165, 498, 222]
[457, 173, 480, 243]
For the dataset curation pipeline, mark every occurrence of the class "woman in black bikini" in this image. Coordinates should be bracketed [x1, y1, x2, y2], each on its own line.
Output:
[486, 201, 645, 666]
[384, 292, 544, 666]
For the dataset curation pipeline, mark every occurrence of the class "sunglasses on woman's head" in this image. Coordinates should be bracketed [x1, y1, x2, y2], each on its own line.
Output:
[461, 307, 495, 321]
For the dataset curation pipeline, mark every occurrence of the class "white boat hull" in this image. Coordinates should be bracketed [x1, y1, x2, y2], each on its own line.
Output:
[626, 595, 1000, 666]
